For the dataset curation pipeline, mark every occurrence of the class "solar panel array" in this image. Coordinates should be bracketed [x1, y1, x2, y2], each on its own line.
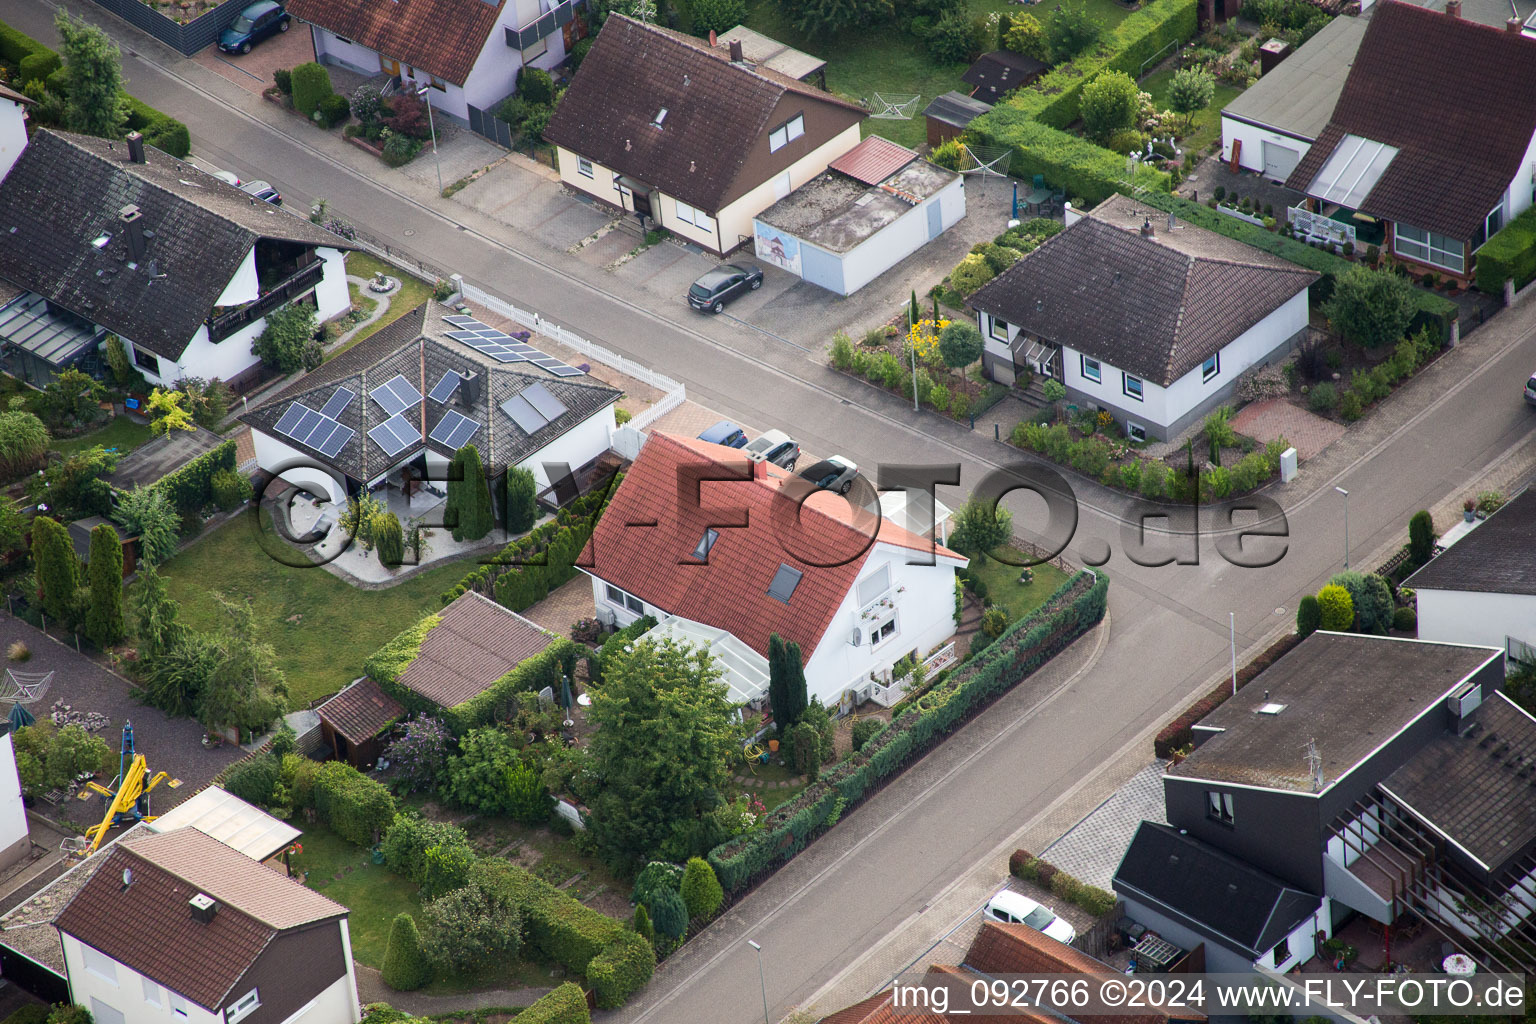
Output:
[501, 382, 569, 435]
[274, 402, 355, 458]
[319, 386, 356, 419]
[428, 370, 461, 405]
[372, 374, 423, 417]
[368, 412, 422, 457]
[429, 410, 482, 450]
[441, 314, 585, 377]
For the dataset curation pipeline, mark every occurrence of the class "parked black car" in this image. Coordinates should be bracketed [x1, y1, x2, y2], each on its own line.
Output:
[687, 263, 763, 313]
[219, 0, 291, 54]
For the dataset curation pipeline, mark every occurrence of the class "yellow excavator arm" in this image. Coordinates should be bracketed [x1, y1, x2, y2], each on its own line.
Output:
[83, 754, 167, 852]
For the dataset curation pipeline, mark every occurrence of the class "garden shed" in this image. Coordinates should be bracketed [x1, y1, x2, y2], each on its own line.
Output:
[752, 137, 965, 296]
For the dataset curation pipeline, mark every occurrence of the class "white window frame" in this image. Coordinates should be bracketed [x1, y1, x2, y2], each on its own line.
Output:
[988, 317, 1009, 342]
[143, 978, 163, 1007]
[870, 614, 898, 648]
[673, 200, 714, 231]
[1123, 373, 1144, 401]
[1126, 421, 1146, 442]
[82, 944, 119, 985]
[856, 564, 890, 606]
[1207, 790, 1235, 825]
[1201, 353, 1219, 382]
[1081, 355, 1101, 383]
[1394, 223, 1464, 273]
[768, 114, 805, 153]
[577, 156, 594, 179]
[169, 993, 190, 1018]
[604, 583, 644, 615]
[226, 988, 261, 1024]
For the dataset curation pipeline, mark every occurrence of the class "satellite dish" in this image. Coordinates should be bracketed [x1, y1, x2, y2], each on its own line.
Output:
[122, 868, 133, 887]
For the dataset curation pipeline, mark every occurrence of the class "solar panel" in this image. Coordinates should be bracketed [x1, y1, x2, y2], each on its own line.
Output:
[522, 382, 568, 422]
[316, 422, 355, 458]
[274, 404, 305, 437]
[501, 394, 549, 435]
[548, 364, 586, 377]
[320, 387, 356, 419]
[368, 413, 422, 457]
[274, 402, 353, 458]
[372, 374, 423, 417]
[438, 313, 584, 375]
[430, 410, 482, 450]
[293, 407, 324, 444]
[442, 314, 479, 326]
[428, 371, 461, 404]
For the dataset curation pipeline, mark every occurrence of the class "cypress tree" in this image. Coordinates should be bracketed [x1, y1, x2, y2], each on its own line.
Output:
[381, 912, 430, 991]
[632, 903, 654, 943]
[375, 512, 404, 568]
[505, 466, 538, 534]
[1296, 594, 1321, 639]
[768, 634, 809, 735]
[84, 524, 124, 648]
[1408, 509, 1435, 568]
[31, 516, 79, 622]
[449, 444, 493, 541]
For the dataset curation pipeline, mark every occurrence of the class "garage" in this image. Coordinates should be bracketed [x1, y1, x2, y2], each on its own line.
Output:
[1263, 140, 1301, 181]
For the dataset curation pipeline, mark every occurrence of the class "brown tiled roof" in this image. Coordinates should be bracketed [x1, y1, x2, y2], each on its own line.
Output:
[316, 676, 404, 744]
[584, 433, 964, 661]
[543, 15, 865, 212]
[1285, 1, 1536, 240]
[395, 591, 558, 708]
[284, 0, 504, 86]
[829, 135, 917, 186]
[969, 214, 1316, 387]
[53, 829, 345, 1010]
[1403, 486, 1536, 595]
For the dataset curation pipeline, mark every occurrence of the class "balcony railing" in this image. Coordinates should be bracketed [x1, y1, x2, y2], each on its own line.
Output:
[868, 642, 957, 707]
[1289, 205, 1356, 248]
[505, 0, 584, 50]
[206, 261, 325, 344]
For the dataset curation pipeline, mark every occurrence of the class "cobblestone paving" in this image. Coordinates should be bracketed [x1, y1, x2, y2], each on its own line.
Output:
[1039, 760, 1168, 891]
[1230, 398, 1346, 460]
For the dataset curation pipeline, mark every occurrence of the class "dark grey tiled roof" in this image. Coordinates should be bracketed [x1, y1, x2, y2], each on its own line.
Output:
[923, 90, 992, 127]
[1381, 693, 1536, 874]
[0, 130, 355, 359]
[1114, 822, 1320, 959]
[1403, 486, 1536, 595]
[241, 301, 621, 484]
[961, 50, 1046, 104]
[968, 214, 1316, 386]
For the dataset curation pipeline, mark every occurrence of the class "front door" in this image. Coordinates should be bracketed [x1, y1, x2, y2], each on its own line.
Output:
[926, 201, 943, 240]
[380, 55, 401, 77]
[1022, 338, 1060, 379]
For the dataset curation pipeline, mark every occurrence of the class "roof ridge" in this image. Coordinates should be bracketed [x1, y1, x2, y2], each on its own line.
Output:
[1165, 253, 1197, 385]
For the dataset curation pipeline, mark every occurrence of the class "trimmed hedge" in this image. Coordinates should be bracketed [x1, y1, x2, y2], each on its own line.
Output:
[587, 930, 657, 1009]
[149, 439, 238, 512]
[708, 570, 1108, 893]
[968, 107, 1169, 207]
[475, 860, 627, 975]
[312, 760, 397, 845]
[1152, 631, 1303, 757]
[515, 983, 590, 1024]
[0, 22, 51, 64]
[1132, 191, 1458, 341]
[1475, 205, 1536, 294]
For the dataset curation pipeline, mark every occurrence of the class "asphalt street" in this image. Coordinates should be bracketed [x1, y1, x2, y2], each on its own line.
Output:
[11, 2, 1536, 1018]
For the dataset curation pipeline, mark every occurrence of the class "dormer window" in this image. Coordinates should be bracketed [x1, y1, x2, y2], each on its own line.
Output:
[652, 107, 668, 129]
[693, 528, 719, 561]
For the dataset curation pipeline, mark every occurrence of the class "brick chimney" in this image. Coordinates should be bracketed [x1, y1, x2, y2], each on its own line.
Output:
[1140, 217, 1155, 238]
[126, 131, 145, 164]
[752, 458, 768, 480]
[120, 205, 146, 261]
[1508, 15, 1524, 31]
[1446, 0, 1461, 17]
[729, 39, 745, 62]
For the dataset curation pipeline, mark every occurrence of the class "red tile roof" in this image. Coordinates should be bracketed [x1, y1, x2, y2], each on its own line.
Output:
[398, 591, 558, 708]
[830, 135, 918, 186]
[284, 0, 504, 86]
[316, 676, 404, 745]
[584, 433, 962, 660]
[53, 829, 346, 1010]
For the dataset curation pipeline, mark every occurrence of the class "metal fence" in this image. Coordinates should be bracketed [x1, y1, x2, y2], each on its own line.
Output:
[83, 0, 248, 54]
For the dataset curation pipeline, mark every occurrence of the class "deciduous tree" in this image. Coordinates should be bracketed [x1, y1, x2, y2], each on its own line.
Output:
[1323, 265, 1415, 349]
[1167, 67, 1215, 131]
[1080, 71, 1139, 143]
[948, 495, 1013, 561]
[145, 389, 196, 436]
[254, 302, 318, 373]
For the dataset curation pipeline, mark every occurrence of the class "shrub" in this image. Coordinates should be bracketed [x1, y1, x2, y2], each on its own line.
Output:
[375, 512, 404, 568]
[381, 913, 431, 990]
[587, 931, 655, 1010]
[788, 720, 820, 779]
[1307, 382, 1338, 412]
[421, 838, 476, 899]
[1008, 849, 1033, 878]
[382, 814, 470, 883]
[1408, 509, 1435, 567]
[19, 51, 60, 84]
[444, 727, 520, 814]
[930, 137, 966, 171]
[981, 606, 1009, 638]
[316, 93, 351, 129]
[1080, 71, 1139, 142]
[1296, 594, 1320, 639]
[505, 466, 539, 533]
[381, 131, 421, 168]
[518, 66, 555, 105]
[632, 903, 654, 943]
[313, 761, 396, 845]
[949, 253, 995, 295]
[1316, 584, 1354, 632]
[518, 983, 592, 1024]
[680, 857, 724, 921]
[830, 331, 855, 370]
[47, 725, 110, 791]
[224, 754, 280, 805]
[646, 886, 688, 939]
[927, 10, 979, 63]
[1324, 265, 1416, 349]
[1004, 14, 1046, 57]
[7, 642, 28, 662]
[290, 62, 333, 118]
[210, 468, 251, 511]
[273, 67, 292, 94]
[1475, 205, 1536, 293]
[1046, 0, 1104, 60]
[631, 861, 684, 908]
[1077, 884, 1117, 917]
[2, 1007, 52, 1024]
[1392, 606, 1416, 632]
[420, 878, 522, 975]
[1340, 389, 1363, 421]
[506, 762, 552, 824]
[851, 717, 883, 750]
[1328, 570, 1393, 635]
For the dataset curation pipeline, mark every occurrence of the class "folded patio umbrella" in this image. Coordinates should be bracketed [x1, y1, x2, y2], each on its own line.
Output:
[8, 703, 34, 730]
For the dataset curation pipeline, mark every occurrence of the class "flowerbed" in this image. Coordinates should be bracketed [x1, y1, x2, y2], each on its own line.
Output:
[829, 319, 1004, 422]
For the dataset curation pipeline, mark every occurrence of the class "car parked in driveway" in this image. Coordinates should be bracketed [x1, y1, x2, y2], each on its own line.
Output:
[984, 890, 1076, 944]
[240, 180, 282, 206]
[698, 421, 748, 448]
[797, 455, 858, 494]
[1526, 371, 1536, 407]
[687, 263, 763, 313]
[212, 170, 242, 187]
[218, 0, 291, 54]
[743, 429, 799, 470]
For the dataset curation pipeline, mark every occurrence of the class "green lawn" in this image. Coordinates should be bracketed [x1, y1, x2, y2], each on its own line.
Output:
[293, 826, 423, 967]
[150, 516, 486, 706]
[968, 546, 1071, 622]
[53, 416, 154, 457]
[330, 252, 434, 358]
[743, 0, 1136, 150]
[1138, 68, 1243, 162]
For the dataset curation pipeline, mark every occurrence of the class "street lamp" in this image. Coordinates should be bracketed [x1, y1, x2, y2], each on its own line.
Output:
[1335, 486, 1350, 569]
[748, 940, 768, 1024]
[416, 86, 443, 197]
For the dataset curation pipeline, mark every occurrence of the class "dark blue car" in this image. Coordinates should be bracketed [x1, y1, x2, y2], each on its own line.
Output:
[219, 0, 291, 54]
[697, 420, 748, 448]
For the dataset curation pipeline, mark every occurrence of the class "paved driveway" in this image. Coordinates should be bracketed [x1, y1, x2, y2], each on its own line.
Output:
[190, 17, 314, 96]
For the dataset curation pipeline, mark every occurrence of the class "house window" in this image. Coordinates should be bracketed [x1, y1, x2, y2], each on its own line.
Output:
[674, 200, 714, 231]
[1271, 936, 1291, 968]
[169, 993, 189, 1018]
[870, 616, 897, 647]
[988, 317, 1009, 342]
[89, 1000, 124, 1024]
[1123, 373, 1144, 401]
[768, 563, 803, 603]
[857, 563, 890, 606]
[651, 107, 668, 129]
[773, 170, 792, 200]
[1202, 353, 1219, 382]
[226, 989, 261, 1024]
[692, 528, 719, 561]
[82, 944, 118, 984]
[1081, 355, 1101, 383]
[768, 114, 805, 153]
[522, 36, 549, 60]
[1207, 790, 1235, 825]
[132, 346, 158, 373]
[142, 978, 162, 1007]
[429, 76, 446, 91]
[604, 584, 644, 614]
[1126, 421, 1146, 442]
[577, 156, 594, 178]
[1394, 223, 1464, 273]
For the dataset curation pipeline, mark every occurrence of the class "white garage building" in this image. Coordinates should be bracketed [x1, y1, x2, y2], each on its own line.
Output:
[752, 136, 965, 296]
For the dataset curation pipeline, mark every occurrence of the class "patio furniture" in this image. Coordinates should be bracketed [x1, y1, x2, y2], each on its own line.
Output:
[1023, 186, 1052, 213]
[1442, 953, 1475, 976]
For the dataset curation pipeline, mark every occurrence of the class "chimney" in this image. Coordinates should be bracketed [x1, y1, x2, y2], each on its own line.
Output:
[1446, 0, 1461, 16]
[120, 205, 146, 262]
[458, 370, 481, 408]
[1140, 217, 1155, 238]
[752, 458, 768, 480]
[729, 39, 745, 62]
[1509, 15, 1524, 31]
[126, 131, 145, 164]
[1259, 37, 1290, 75]
[709, 29, 717, 46]
[1167, 211, 1176, 231]
[189, 893, 218, 924]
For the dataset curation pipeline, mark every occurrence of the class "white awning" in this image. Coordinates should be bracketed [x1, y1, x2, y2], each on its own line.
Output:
[145, 786, 300, 862]
[1308, 134, 1397, 209]
[640, 616, 770, 706]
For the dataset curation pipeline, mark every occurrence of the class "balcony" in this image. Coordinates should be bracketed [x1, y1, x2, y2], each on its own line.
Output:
[867, 642, 957, 707]
[206, 260, 324, 344]
[505, 0, 584, 50]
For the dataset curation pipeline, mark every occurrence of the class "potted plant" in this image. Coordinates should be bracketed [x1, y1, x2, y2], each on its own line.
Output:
[1463, 497, 1477, 523]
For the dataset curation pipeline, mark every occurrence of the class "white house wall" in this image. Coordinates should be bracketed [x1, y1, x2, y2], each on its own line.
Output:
[0, 97, 28, 181]
[0, 732, 27, 869]
[1415, 588, 1536, 656]
[62, 933, 222, 1024]
[216, 250, 260, 308]
[1498, 126, 1536, 225]
[277, 970, 357, 1024]
[836, 174, 967, 296]
[460, 4, 566, 118]
[310, 29, 388, 78]
[1221, 116, 1313, 177]
[714, 124, 863, 252]
[252, 430, 349, 504]
[515, 404, 615, 490]
[313, 249, 350, 322]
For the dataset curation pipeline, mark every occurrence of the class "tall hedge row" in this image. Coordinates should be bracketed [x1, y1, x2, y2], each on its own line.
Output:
[149, 439, 238, 512]
[967, 108, 1170, 206]
[1474, 206, 1536, 294]
[707, 570, 1109, 893]
[312, 761, 397, 845]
